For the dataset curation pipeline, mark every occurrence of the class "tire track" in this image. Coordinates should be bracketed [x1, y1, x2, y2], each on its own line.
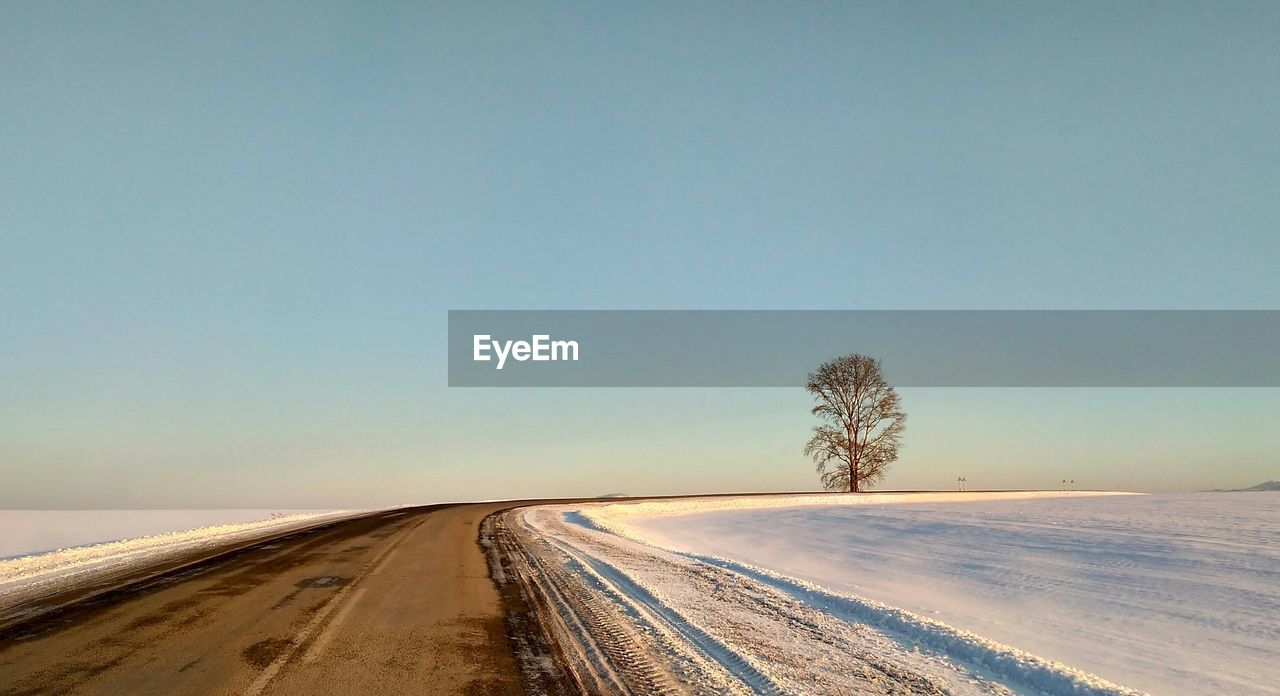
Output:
[242, 517, 425, 696]
[494, 514, 686, 694]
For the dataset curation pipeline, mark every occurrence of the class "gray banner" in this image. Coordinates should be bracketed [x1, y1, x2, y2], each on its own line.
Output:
[447, 310, 1279, 387]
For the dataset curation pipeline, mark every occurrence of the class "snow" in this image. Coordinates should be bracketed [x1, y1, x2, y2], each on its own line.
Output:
[0, 508, 363, 620]
[0, 509, 342, 560]
[561, 491, 1279, 696]
[519, 492, 1147, 695]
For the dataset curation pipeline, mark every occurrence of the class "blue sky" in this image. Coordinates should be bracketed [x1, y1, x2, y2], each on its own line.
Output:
[2, 2, 1277, 507]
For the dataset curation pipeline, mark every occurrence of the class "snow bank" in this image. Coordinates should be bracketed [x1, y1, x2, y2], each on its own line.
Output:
[0, 509, 346, 560]
[584, 490, 1132, 539]
[0, 509, 364, 619]
[690, 554, 1141, 696]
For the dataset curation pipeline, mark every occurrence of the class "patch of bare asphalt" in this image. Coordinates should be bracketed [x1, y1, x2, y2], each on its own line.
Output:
[430, 616, 525, 696]
[241, 637, 296, 669]
[271, 575, 352, 609]
[0, 652, 130, 696]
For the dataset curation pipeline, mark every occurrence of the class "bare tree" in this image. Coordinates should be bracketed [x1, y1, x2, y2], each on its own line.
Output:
[804, 354, 906, 493]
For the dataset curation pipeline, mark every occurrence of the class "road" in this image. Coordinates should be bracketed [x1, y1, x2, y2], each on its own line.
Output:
[0, 504, 531, 696]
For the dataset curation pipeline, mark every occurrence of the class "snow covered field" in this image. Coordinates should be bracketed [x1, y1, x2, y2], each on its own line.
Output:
[0, 509, 362, 621]
[523, 491, 1279, 695]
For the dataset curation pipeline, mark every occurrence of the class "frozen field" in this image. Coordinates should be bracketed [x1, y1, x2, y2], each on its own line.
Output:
[524, 491, 1279, 695]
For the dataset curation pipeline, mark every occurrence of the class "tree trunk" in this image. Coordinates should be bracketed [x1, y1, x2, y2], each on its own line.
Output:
[847, 425, 858, 493]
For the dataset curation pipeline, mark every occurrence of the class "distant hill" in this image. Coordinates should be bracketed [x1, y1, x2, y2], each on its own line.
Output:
[1209, 480, 1280, 492]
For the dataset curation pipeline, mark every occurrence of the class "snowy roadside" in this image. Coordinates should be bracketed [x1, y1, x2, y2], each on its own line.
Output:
[0, 509, 363, 560]
[514, 492, 1149, 696]
[0, 509, 369, 623]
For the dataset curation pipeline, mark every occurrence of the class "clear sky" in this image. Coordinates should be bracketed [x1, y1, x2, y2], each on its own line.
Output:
[2, 2, 1277, 507]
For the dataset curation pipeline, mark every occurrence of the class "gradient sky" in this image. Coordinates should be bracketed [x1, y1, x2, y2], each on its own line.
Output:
[2, 2, 1278, 507]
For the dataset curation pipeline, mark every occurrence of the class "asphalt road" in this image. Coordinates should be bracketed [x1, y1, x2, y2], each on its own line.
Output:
[0, 504, 528, 696]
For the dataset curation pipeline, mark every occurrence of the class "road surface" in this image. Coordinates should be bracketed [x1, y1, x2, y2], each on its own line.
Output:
[0, 504, 530, 695]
